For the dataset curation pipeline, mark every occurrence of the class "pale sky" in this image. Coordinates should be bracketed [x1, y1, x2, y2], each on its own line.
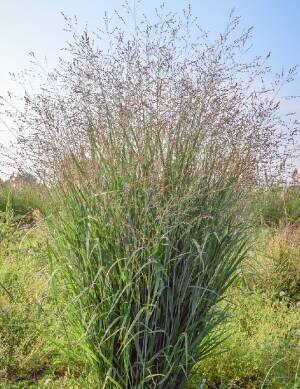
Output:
[0, 0, 299, 174]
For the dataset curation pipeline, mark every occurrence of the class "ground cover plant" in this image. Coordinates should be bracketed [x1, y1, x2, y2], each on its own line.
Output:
[191, 223, 300, 389]
[0, 202, 50, 386]
[0, 195, 92, 388]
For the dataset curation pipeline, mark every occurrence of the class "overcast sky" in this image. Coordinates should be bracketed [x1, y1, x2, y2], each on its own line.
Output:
[0, 0, 299, 174]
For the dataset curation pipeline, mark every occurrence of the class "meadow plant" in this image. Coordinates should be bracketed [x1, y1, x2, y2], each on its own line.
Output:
[1, 3, 299, 388]
[1, 5, 298, 182]
[50, 139, 250, 388]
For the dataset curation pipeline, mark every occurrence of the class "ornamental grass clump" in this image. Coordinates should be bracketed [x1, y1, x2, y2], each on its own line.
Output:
[49, 132, 250, 388]
[3, 3, 298, 387]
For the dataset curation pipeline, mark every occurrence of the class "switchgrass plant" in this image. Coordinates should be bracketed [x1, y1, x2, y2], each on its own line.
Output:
[5, 3, 295, 387]
[49, 126, 251, 388]
[4, 4, 298, 183]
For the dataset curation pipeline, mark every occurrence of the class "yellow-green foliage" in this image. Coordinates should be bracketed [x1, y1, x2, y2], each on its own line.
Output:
[191, 226, 300, 388]
[0, 209, 50, 386]
[253, 187, 300, 226]
[0, 182, 49, 218]
[0, 207, 91, 388]
[252, 226, 300, 301]
[192, 289, 300, 388]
